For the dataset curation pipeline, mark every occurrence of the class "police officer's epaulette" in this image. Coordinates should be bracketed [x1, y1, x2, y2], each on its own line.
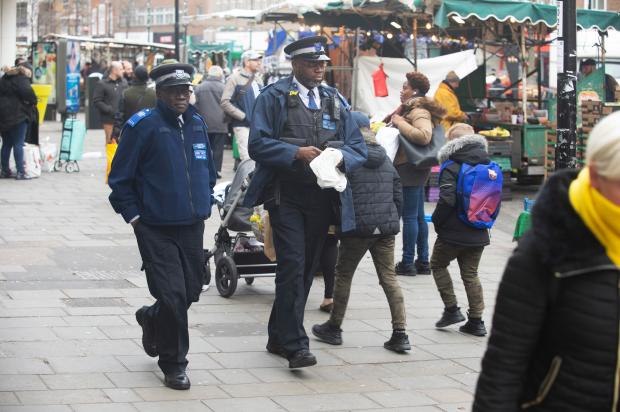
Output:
[127, 109, 153, 127]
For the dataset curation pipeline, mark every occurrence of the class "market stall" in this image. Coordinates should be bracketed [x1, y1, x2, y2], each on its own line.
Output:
[435, 0, 620, 182]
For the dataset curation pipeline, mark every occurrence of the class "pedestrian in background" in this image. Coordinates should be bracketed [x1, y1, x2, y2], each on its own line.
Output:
[221, 50, 263, 162]
[431, 123, 491, 337]
[108, 62, 216, 390]
[0, 64, 37, 180]
[474, 111, 620, 411]
[244, 36, 366, 369]
[317, 232, 337, 312]
[122, 60, 134, 82]
[195, 65, 228, 178]
[387, 71, 446, 276]
[312, 112, 410, 352]
[112, 65, 156, 142]
[434, 71, 468, 131]
[93, 61, 127, 144]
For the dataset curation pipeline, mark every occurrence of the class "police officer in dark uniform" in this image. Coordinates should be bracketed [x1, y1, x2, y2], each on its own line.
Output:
[244, 36, 367, 368]
[108, 61, 216, 389]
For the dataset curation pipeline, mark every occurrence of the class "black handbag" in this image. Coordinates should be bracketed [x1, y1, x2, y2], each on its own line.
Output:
[398, 125, 445, 169]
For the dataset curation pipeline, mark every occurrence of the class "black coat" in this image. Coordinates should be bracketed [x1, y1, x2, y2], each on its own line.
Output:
[432, 134, 491, 247]
[112, 81, 157, 140]
[340, 142, 402, 238]
[93, 76, 127, 124]
[0, 68, 37, 133]
[474, 169, 620, 412]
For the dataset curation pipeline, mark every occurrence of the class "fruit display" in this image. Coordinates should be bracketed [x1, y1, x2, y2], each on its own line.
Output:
[479, 127, 511, 138]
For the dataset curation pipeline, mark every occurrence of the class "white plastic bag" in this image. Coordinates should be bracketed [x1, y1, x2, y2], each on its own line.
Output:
[39, 138, 57, 172]
[375, 126, 400, 162]
[309, 148, 347, 192]
[24, 144, 42, 179]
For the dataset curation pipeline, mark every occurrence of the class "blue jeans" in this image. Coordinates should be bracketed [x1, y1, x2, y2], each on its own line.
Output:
[1, 121, 28, 174]
[401, 186, 429, 265]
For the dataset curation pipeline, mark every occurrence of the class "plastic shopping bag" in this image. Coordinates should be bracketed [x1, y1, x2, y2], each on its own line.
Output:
[375, 126, 400, 162]
[106, 141, 118, 183]
[24, 144, 42, 179]
[39, 138, 57, 172]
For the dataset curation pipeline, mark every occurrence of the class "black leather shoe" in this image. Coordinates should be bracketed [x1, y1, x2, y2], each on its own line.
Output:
[135, 306, 158, 357]
[288, 349, 317, 369]
[395, 261, 416, 276]
[164, 371, 191, 390]
[266, 341, 288, 359]
[415, 260, 431, 275]
[435, 307, 466, 328]
[311, 322, 342, 345]
[459, 318, 487, 337]
[384, 330, 411, 352]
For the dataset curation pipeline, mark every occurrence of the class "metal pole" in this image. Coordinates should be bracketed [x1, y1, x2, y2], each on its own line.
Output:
[174, 0, 180, 60]
[413, 18, 418, 70]
[351, 27, 360, 110]
[146, 0, 151, 42]
[521, 28, 527, 120]
[555, 0, 577, 170]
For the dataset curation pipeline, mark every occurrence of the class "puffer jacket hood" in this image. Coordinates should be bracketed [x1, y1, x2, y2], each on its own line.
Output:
[364, 144, 385, 169]
[438, 134, 488, 164]
[402, 96, 447, 126]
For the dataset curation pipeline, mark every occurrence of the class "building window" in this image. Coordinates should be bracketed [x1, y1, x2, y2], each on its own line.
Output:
[16, 2, 28, 27]
[588, 0, 607, 9]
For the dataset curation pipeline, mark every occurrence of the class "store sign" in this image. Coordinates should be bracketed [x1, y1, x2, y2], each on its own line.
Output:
[32, 42, 57, 105]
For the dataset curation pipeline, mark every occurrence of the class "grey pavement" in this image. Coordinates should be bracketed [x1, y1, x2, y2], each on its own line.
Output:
[0, 116, 533, 411]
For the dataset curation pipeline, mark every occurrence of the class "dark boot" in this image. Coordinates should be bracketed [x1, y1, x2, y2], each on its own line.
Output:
[0, 169, 14, 178]
[384, 330, 411, 352]
[288, 349, 317, 369]
[311, 322, 342, 345]
[164, 371, 191, 390]
[459, 318, 487, 337]
[415, 260, 431, 275]
[14, 172, 30, 180]
[135, 306, 158, 357]
[435, 306, 466, 328]
[395, 261, 416, 276]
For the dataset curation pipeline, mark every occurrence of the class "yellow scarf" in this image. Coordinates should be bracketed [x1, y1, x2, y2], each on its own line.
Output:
[569, 168, 620, 267]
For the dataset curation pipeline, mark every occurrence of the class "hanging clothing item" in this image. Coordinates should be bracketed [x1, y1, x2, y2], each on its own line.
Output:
[372, 63, 388, 97]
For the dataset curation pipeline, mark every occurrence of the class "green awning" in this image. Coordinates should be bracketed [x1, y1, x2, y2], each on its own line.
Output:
[435, 0, 620, 31]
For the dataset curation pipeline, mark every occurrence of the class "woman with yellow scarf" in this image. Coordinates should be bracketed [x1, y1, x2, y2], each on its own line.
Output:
[474, 111, 620, 412]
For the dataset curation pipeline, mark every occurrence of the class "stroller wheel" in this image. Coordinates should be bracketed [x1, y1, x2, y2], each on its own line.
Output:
[215, 256, 238, 298]
[244, 277, 254, 285]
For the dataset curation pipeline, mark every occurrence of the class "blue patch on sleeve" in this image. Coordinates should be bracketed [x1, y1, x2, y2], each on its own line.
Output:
[127, 109, 152, 127]
[193, 143, 207, 160]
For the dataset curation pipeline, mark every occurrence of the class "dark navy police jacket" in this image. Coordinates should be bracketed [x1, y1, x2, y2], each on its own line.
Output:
[108, 100, 217, 226]
[243, 76, 367, 232]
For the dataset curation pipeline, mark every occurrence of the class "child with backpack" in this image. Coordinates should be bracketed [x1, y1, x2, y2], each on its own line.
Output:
[431, 123, 502, 337]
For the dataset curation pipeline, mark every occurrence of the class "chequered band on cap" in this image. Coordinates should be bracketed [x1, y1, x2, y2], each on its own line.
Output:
[155, 70, 191, 85]
[289, 44, 326, 57]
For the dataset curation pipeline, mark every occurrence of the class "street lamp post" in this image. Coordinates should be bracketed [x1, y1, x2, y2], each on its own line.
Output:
[555, 0, 577, 170]
[174, 0, 180, 60]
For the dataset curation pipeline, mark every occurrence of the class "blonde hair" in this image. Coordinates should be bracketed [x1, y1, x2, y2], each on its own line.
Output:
[586, 111, 620, 180]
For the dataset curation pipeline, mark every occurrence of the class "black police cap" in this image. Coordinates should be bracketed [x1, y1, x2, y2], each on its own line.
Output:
[149, 61, 195, 88]
[284, 36, 330, 61]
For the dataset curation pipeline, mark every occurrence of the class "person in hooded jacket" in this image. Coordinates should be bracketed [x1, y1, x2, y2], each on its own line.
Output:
[0, 64, 37, 180]
[474, 111, 620, 411]
[312, 112, 410, 352]
[430, 123, 490, 337]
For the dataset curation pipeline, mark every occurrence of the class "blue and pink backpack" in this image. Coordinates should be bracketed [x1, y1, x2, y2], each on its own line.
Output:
[439, 160, 503, 229]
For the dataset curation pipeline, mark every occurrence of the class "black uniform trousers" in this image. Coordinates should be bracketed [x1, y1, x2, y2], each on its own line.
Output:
[133, 220, 204, 374]
[267, 181, 335, 354]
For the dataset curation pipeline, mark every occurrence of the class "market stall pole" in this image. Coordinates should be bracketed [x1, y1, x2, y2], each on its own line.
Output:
[555, 0, 577, 170]
[174, 0, 180, 60]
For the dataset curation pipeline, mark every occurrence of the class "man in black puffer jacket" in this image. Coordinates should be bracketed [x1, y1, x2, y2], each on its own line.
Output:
[312, 112, 411, 353]
[431, 124, 491, 337]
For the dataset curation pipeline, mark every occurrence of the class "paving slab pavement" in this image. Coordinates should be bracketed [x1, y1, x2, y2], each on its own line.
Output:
[0, 117, 535, 411]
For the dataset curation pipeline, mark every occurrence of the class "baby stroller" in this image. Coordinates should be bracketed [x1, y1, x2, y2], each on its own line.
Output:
[204, 159, 277, 297]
